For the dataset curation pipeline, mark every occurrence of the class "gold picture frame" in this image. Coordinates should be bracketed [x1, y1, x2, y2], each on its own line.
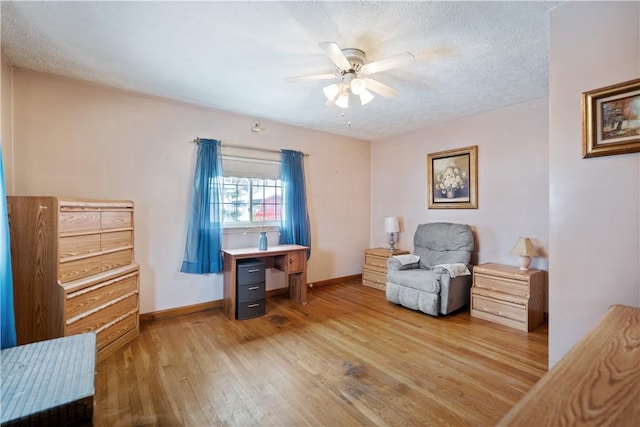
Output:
[427, 145, 478, 209]
[582, 78, 640, 158]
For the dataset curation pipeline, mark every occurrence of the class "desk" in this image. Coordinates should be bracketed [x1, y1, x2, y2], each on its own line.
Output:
[222, 245, 308, 320]
[1, 333, 96, 426]
[498, 304, 640, 426]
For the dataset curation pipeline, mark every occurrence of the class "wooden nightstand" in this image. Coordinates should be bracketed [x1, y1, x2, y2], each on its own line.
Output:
[362, 248, 410, 290]
[470, 263, 546, 332]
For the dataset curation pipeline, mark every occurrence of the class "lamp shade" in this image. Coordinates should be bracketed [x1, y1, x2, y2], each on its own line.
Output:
[323, 83, 340, 101]
[384, 216, 400, 233]
[510, 237, 539, 257]
[359, 89, 374, 106]
[335, 91, 349, 109]
[350, 78, 366, 95]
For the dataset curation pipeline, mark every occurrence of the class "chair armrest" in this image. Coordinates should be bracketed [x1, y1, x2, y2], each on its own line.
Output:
[387, 257, 419, 271]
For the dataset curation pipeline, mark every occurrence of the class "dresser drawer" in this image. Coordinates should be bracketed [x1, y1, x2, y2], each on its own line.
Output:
[102, 230, 133, 251]
[66, 272, 139, 319]
[66, 292, 138, 336]
[237, 299, 266, 320]
[59, 255, 102, 283]
[101, 249, 134, 272]
[95, 311, 138, 351]
[101, 211, 133, 230]
[474, 273, 529, 297]
[237, 260, 266, 285]
[237, 281, 266, 303]
[59, 234, 101, 259]
[59, 211, 101, 234]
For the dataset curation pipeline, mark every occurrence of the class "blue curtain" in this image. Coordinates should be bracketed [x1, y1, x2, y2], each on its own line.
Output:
[279, 149, 311, 258]
[1, 148, 16, 349]
[180, 139, 224, 274]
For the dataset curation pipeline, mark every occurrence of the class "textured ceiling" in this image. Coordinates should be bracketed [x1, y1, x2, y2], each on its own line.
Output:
[1, 1, 559, 141]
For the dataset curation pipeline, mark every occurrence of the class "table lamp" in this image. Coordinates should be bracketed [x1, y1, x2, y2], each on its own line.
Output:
[511, 237, 540, 270]
[385, 216, 400, 252]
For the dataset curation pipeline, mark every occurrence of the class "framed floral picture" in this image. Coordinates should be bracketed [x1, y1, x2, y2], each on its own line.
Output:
[427, 145, 478, 209]
[582, 78, 640, 158]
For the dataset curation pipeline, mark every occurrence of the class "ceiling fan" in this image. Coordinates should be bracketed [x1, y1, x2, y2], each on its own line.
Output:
[288, 41, 414, 108]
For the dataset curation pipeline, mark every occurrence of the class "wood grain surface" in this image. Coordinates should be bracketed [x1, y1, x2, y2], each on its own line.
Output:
[499, 304, 640, 426]
[95, 279, 548, 426]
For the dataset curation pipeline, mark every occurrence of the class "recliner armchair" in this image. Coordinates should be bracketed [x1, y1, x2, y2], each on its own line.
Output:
[386, 222, 474, 316]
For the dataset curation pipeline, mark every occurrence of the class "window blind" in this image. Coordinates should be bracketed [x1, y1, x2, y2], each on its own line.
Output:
[221, 146, 280, 180]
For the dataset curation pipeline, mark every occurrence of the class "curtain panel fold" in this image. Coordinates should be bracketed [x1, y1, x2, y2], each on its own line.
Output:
[1, 148, 16, 349]
[181, 139, 224, 274]
[279, 149, 311, 258]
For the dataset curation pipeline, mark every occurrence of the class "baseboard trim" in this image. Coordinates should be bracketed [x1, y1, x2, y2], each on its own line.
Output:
[140, 274, 363, 322]
[140, 300, 222, 322]
[309, 274, 362, 288]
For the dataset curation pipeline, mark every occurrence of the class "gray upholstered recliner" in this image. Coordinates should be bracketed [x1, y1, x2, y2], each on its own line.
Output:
[386, 222, 474, 316]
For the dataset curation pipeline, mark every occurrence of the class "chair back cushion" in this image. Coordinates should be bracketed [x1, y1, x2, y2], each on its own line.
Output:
[413, 223, 474, 268]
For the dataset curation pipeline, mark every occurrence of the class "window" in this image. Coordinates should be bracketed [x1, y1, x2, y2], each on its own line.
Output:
[216, 147, 282, 228]
[221, 176, 282, 226]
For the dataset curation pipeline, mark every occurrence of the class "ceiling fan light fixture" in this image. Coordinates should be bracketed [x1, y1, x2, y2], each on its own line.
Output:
[335, 91, 349, 109]
[350, 78, 366, 95]
[359, 89, 374, 106]
[323, 83, 340, 101]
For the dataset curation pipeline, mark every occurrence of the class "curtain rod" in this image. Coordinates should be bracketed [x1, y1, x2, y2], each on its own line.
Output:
[191, 137, 309, 157]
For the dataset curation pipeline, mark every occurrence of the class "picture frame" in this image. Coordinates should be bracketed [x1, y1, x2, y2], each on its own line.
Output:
[582, 78, 640, 158]
[427, 145, 478, 209]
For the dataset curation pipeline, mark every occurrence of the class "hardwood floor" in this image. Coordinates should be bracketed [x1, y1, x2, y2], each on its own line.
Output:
[95, 279, 548, 426]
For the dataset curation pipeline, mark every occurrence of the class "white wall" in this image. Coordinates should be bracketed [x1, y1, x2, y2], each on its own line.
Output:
[9, 70, 371, 313]
[548, 2, 640, 366]
[371, 98, 549, 271]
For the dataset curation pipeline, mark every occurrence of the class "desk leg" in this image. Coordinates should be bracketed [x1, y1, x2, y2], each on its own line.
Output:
[289, 271, 307, 305]
[222, 253, 237, 319]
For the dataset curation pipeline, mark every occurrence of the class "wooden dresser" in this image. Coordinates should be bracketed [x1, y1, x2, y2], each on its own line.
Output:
[470, 262, 545, 332]
[362, 248, 410, 290]
[7, 196, 140, 362]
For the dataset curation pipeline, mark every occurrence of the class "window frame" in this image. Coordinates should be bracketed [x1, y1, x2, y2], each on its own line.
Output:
[217, 153, 282, 231]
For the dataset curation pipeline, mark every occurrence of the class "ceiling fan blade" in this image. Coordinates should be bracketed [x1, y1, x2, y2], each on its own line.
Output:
[319, 41, 352, 70]
[287, 73, 337, 83]
[363, 78, 399, 98]
[361, 52, 415, 74]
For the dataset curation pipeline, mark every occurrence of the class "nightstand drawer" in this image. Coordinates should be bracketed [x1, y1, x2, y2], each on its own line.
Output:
[362, 268, 386, 286]
[471, 263, 546, 332]
[474, 273, 529, 297]
[362, 248, 409, 291]
[471, 294, 527, 329]
[363, 262, 386, 274]
[364, 254, 389, 269]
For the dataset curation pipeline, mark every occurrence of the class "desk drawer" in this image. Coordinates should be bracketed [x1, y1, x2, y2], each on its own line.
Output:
[237, 259, 266, 285]
[237, 281, 266, 303]
[237, 299, 265, 320]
